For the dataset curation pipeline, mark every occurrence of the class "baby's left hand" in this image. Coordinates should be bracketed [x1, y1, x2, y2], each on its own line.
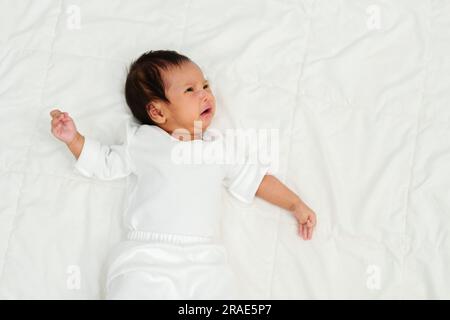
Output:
[292, 202, 317, 240]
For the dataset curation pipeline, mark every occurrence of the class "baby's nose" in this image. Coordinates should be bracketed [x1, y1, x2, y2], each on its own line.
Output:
[198, 89, 207, 100]
[202, 93, 210, 104]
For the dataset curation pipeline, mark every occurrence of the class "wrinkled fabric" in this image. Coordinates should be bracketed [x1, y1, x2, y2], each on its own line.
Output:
[74, 124, 269, 239]
[1, 0, 450, 299]
[105, 239, 239, 300]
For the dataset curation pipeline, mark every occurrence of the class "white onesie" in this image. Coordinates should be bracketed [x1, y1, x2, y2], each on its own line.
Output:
[74, 122, 269, 299]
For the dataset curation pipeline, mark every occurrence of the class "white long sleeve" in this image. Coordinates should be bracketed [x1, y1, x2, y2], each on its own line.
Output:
[223, 159, 270, 204]
[71, 123, 271, 239]
[74, 123, 138, 180]
[221, 140, 271, 204]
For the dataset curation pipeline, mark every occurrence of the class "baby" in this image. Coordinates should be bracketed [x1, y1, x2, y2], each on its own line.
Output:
[49, 50, 316, 300]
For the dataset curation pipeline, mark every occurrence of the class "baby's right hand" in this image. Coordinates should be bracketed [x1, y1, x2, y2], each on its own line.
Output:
[50, 109, 78, 145]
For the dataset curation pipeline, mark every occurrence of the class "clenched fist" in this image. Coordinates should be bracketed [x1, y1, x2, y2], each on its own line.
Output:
[50, 109, 78, 145]
[292, 202, 317, 240]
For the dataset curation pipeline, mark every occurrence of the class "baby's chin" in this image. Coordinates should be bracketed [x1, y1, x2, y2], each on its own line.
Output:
[195, 120, 211, 136]
[198, 111, 214, 130]
[199, 107, 214, 122]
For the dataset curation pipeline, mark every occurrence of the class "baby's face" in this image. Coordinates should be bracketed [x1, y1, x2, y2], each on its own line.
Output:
[153, 61, 216, 138]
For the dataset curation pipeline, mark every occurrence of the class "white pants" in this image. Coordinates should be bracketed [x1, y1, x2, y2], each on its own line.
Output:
[105, 232, 239, 300]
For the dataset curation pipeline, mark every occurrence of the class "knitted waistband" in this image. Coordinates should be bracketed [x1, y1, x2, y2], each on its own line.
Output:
[127, 230, 215, 245]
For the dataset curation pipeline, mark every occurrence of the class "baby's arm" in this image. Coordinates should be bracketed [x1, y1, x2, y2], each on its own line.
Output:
[50, 109, 83, 157]
[256, 175, 317, 240]
[67, 132, 84, 159]
[50, 109, 133, 180]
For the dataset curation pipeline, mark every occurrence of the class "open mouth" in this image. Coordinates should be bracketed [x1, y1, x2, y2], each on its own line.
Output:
[200, 106, 212, 118]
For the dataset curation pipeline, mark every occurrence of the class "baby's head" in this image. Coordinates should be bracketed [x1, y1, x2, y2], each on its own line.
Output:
[125, 50, 216, 139]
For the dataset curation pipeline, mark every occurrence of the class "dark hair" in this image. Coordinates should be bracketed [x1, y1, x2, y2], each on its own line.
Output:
[125, 50, 191, 125]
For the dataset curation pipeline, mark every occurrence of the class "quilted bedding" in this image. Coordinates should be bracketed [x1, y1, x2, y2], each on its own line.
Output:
[0, 0, 449, 299]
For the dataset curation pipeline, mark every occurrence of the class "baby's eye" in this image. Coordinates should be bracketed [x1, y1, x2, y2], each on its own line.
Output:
[203, 84, 209, 89]
[185, 87, 194, 93]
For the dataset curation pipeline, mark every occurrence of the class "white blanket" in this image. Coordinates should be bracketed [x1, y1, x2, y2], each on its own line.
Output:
[0, 0, 449, 299]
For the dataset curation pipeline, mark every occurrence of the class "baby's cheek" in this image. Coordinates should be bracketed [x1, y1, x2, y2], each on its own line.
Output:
[184, 109, 200, 126]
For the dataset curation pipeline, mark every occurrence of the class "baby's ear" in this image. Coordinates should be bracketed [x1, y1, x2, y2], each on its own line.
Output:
[146, 102, 166, 124]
